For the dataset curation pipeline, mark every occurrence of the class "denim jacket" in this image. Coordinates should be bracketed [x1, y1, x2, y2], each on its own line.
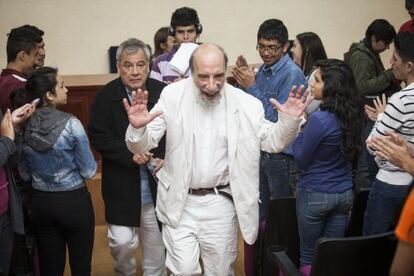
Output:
[19, 108, 97, 192]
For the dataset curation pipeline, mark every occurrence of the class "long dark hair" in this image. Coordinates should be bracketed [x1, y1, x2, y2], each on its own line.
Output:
[317, 59, 364, 162]
[153, 27, 170, 59]
[11, 67, 58, 109]
[296, 32, 327, 76]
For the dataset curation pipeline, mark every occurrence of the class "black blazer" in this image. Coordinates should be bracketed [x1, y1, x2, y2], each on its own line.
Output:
[88, 77, 166, 226]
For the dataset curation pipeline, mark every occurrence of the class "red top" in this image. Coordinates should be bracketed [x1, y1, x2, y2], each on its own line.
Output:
[399, 20, 414, 33]
[0, 68, 26, 113]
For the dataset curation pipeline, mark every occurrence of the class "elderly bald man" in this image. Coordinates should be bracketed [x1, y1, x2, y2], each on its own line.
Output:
[124, 43, 311, 275]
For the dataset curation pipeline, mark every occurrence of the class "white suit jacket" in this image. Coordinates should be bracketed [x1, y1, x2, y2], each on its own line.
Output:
[126, 77, 302, 244]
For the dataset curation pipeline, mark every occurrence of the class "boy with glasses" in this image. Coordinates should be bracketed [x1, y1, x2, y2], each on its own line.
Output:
[231, 18, 307, 276]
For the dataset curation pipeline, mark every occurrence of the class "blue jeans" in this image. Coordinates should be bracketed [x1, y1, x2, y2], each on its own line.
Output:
[296, 188, 353, 266]
[259, 152, 299, 221]
[363, 179, 410, 235]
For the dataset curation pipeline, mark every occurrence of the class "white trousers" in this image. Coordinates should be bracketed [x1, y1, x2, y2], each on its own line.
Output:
[108, 203, 167, 276]
[163, 194, 238, 276]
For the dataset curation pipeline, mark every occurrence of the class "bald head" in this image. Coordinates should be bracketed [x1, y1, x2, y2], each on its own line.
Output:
[190, 43, 228, 104]
[190, 43, 228, 73]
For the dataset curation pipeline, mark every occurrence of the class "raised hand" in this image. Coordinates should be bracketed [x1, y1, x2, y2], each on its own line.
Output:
[11, 102, 37, 129]
[123, 89, 162, 129]
[269, 85, 312, 118]
[231, 65, 255, 89]
[365, 94, 387, 121]
[1, 109, 15, 140]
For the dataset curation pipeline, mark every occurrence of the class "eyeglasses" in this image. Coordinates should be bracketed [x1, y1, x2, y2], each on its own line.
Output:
[256, 43, 283, 54]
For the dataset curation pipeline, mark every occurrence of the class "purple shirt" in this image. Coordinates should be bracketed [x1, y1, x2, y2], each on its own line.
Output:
[150, 46, 190, 83]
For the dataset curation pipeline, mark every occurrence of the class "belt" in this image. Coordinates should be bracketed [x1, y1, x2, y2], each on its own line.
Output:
[188, 183, 233, 201]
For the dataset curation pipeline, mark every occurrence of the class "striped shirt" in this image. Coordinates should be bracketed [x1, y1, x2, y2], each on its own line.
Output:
[150, 46, 190, 83]
[368, 82, 414, 185]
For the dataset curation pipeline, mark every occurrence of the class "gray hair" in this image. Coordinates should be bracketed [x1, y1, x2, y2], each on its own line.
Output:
[116, 38, 150, 62]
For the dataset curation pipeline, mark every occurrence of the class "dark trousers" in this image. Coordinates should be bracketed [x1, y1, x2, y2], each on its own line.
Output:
[31, 187, 95, 276]
[0, 211, 13, 275]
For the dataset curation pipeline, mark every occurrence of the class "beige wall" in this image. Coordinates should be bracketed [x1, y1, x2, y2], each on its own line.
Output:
[0, 0, 408, 75]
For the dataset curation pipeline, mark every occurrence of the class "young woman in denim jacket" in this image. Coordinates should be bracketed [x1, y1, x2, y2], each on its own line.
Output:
[16, 67, 97, 276]
[292, 59, 364, 275]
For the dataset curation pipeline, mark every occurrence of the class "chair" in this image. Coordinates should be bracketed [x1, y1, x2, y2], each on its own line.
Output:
[346, 187, 371, 237]
[260, 197, 300, 276]
[268, 231, 397, 276]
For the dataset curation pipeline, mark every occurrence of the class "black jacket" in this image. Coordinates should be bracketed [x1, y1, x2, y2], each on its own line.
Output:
[0, 111, 24, 234]
[88, 77, 166, 226]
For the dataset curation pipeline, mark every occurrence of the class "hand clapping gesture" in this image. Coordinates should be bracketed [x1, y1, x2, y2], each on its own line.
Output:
[123, 89, 162, 129]
[269, 85, 313, 118]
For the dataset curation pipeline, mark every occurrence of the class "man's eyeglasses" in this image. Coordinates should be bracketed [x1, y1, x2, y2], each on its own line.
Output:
[256, 43, 283, 54]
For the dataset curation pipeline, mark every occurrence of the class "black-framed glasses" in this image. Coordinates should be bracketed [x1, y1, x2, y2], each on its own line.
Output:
[256, 43, 283, 54]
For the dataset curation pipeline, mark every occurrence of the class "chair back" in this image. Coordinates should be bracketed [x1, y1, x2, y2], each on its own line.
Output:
[311, 231, 397, 276]
[261, 197, 300, 276]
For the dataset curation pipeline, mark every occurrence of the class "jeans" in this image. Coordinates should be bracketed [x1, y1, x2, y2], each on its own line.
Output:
[31, 186, 95, 276]
[259, 152, 299, 221]
[0, 211, 13, 275]
[363, 179, 410, 235]
[296, 188, 353, 266]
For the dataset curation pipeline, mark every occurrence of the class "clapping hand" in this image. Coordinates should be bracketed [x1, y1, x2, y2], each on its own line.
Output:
[269, 85, 312, 118]
[123, 89, 162, 129]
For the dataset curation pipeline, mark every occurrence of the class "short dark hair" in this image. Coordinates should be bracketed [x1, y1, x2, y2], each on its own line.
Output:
[257, 19, 288, 45]
[171, 7, 200, 29]
[394, 32, 414, 62]
[365, 19, 396, 44]
[296, 32, 327, 76]
[22, 25, 44, 40]
[6, 27, 42, 63]
[406, 0, 414, 10]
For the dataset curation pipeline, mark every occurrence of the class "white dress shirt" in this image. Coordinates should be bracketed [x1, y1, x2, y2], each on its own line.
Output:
[190, 93, 230, 189]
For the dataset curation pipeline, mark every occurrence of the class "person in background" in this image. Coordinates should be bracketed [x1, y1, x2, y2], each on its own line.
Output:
[150, 7, 202, 83]
[292, 59, 364, 275]
[366, 132, 414, 276]
[399, 0, 414, 33]
[21, 25, 45, 67]
[363, 32, 414, 235]
[344, 19, 400, 193]
[17, 67, 97, 276]
[88, 38, 167, 276]
[291, 32, 328, 114]
[0, 26, 41, 113]
[151, 27, 175, 64]
[231, 19, 307, 276]
[0, 103, 36, 275]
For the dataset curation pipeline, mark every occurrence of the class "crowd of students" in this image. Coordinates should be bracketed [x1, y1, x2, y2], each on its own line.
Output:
[1, 2, 414, 276]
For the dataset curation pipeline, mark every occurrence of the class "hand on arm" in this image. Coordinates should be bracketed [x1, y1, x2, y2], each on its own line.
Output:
[269, 85, 312, 118]
[123, 89, 162, 129]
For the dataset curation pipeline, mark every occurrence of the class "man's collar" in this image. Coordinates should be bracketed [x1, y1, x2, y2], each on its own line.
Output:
[262, 54, 289, 75]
